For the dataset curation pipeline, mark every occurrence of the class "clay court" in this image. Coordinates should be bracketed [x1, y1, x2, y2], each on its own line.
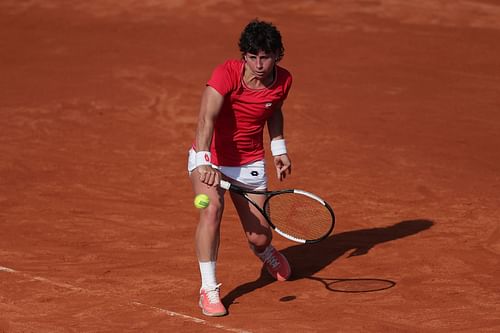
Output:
[1, 1, 499, 332]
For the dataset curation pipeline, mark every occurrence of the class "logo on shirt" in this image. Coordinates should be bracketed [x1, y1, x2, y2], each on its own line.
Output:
[251, 171, 259, 177]
[264, 102, 273, 109]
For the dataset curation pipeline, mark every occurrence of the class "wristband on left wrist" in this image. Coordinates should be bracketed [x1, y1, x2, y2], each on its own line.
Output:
[271, 139, 287, 156]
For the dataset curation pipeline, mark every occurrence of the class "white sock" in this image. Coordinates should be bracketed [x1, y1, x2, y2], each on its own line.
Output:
[199, 261, 217, 290]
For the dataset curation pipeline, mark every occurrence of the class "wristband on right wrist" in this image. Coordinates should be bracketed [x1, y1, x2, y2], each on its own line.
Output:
[195, 151, 211, 167]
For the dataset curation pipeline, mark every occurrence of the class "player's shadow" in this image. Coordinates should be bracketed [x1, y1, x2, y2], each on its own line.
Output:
[222, 219, 434, 310]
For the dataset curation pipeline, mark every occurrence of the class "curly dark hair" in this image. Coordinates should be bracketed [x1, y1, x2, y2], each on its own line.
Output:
[238, 19, 285, 62]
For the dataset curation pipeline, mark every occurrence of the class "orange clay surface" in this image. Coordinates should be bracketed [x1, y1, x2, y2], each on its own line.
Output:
[1, 1, 499, 332]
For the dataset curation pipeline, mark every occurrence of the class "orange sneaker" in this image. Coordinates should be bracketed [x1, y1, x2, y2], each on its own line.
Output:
[199, 284, 227, 317]
[261, 246, 291, 281]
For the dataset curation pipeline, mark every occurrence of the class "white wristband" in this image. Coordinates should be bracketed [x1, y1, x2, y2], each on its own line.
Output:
[195, 151, 211, 167]
[271, 139, 287, 156]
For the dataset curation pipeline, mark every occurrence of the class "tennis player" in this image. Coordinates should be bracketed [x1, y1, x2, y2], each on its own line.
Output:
[188, 19, 293, 317]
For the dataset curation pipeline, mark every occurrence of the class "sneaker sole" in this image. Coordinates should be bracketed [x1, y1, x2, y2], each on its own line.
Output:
[199, 299, 227, 317]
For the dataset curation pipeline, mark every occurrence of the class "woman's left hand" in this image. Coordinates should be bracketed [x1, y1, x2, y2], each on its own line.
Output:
[274, 154, 292, 181]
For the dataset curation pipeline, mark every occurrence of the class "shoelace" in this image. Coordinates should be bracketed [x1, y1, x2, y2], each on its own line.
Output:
[205, 283, 222, 304]
[262, 249, 280, 269]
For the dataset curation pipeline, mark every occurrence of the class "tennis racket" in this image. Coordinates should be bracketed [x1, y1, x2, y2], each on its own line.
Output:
[219, 180, 335, 244]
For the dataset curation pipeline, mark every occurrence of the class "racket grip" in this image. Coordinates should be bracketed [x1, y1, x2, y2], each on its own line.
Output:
[219, 180, 231, 190]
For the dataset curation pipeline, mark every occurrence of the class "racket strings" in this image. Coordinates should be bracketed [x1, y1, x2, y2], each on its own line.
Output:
[265, 192, 333, 241]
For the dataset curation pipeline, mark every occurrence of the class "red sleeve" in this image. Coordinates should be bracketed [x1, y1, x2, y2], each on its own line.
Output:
[283, 73, 293, 100]
[207, 60, 240, 96]
[278, 66, 293, 101]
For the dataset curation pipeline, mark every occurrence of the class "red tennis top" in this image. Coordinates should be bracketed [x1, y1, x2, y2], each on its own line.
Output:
[203, 59, 292, 166]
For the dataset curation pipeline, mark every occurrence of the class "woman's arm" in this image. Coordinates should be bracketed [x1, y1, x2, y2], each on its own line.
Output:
[267, 102, 292, 181]
[194, 86, 224, 186]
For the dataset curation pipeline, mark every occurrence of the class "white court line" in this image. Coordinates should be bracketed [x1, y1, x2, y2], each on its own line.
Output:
[0, 265, 253, 333]
[0, 266, 15, 272]
[133, 302, 253, 333]
[0, 266, 82, 291]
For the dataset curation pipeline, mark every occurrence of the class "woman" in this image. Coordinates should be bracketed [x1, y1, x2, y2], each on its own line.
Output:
[188, 19, 293, 317]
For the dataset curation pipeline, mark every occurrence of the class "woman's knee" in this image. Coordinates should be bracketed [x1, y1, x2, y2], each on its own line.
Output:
[198, 202, 224, 228]
[246, 231, 271, 249]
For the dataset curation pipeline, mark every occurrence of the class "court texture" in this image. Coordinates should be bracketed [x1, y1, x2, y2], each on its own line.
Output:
[1, 1, 499, 332]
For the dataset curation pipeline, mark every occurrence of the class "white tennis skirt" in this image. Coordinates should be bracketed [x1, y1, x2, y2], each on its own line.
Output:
[187, 148, 267, 190]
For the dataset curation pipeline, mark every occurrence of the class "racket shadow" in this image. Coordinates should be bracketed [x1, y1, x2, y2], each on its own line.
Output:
[222, 219, 434, 309]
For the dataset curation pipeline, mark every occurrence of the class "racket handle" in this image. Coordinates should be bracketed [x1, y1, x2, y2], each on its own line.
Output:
[219, 180, 231, 190]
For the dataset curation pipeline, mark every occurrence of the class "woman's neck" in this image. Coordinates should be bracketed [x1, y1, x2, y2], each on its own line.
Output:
[243, 65, 275, 89]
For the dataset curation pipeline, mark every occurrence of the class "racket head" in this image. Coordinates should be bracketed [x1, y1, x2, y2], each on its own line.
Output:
[263, 190, 335, 243]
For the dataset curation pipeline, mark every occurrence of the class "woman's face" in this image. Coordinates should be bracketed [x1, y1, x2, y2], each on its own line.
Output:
[244, 50, 277, 80]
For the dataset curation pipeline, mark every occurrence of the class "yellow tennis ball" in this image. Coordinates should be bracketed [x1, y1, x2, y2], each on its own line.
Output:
[194, 194, 210, 209]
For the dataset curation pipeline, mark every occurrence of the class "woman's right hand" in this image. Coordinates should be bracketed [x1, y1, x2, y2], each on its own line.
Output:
[196, 165, 221, 187]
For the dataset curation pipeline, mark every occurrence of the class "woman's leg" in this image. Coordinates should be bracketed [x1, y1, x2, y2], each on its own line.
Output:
[192, 176, 224, 263]
[230, 192, 272, 251]
[230, 192, 291, 281]
[190, 172, 227, 316]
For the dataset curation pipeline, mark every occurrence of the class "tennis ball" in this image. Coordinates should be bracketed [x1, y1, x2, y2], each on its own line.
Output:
[194, 194, 210, 209]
